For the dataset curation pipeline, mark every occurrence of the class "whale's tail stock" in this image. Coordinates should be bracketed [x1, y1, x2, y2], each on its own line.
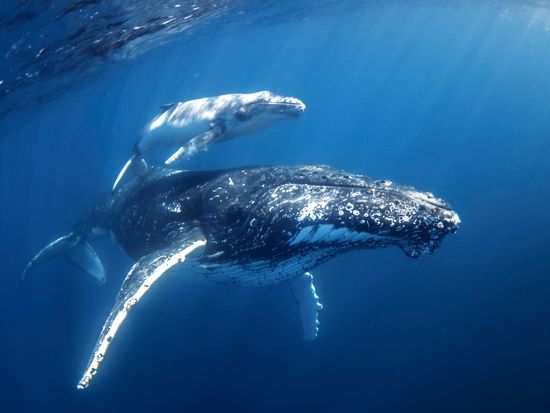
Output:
[112, 144, 148, 191]
[21, 232, 106, 285]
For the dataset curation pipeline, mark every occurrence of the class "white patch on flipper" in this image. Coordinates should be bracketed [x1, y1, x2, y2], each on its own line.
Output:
[77, 239, 206, 390]
[290, 272, 323, 341]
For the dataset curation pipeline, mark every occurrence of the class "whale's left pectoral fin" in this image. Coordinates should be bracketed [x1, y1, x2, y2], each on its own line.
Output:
[290, 272, 323, 341]
[165, 123, 225, 165]
[77, 233, 207, 390]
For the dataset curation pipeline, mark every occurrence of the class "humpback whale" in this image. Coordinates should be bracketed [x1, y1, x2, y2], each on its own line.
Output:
[112, 91, 306, 189]
[22, 165, 460, 389]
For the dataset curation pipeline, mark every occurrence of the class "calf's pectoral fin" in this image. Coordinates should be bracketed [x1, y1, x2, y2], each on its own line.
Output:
[165, 123, 225, 165]
[289, 272, 323, 341]
[77, 232, 207, 390]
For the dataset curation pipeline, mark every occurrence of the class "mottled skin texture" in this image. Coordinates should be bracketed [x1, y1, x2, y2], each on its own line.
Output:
[70, 164, 460, 389]
[79, 165, 459, 286]
[112, 91, 306, 190]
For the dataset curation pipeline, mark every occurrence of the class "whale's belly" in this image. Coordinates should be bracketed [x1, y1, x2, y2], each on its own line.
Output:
[139, 114, 210, 153]
[183, 249, 334, 287]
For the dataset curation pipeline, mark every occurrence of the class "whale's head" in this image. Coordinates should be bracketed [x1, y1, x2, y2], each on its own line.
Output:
[257, 166, 460, 259]
[226, 91, 305, 136]
[237, 91, 306, 119]
[391, 186, 460, 257]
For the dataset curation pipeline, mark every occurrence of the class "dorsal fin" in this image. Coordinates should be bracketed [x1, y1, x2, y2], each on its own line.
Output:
[160, 102, 178, 111]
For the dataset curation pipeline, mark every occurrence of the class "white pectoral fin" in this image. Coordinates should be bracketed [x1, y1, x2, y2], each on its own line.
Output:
[290, 272, 323, 341]
[77, 234, 207, 390]
[164, 125, 225, 165]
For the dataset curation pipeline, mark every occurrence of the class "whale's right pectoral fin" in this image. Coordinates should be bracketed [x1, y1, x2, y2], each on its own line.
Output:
[165, 123, 225, 165]
[77, 232, 207, 390]
[290, 272, 323, 341]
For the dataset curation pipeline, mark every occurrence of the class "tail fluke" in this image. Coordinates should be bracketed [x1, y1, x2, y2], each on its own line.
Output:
[21, 233, 106, 284]
[112, 155, 148, 190]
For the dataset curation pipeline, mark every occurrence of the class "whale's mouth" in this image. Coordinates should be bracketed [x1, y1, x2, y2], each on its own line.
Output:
[399, 206, 460, 258]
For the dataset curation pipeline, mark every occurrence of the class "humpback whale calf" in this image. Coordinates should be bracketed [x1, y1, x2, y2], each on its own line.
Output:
[23, 165, 459, 389]
[112, 91, 306, 189]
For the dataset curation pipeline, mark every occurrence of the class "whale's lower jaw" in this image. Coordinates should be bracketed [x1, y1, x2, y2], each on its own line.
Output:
[169, 227, 399, 287]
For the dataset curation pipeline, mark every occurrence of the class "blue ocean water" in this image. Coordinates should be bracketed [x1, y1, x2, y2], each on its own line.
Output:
[1, 1, 550, 412]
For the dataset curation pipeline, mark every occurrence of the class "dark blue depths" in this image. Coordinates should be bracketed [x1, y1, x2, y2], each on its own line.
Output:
[1, 2, 550, 412]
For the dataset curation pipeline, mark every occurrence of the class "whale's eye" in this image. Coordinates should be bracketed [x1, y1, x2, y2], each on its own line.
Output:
[235, 107, 251, 121]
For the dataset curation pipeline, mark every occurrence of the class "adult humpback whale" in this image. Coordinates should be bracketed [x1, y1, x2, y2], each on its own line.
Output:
[22, 165, 460, 389]
[112, 91, 306, 189]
